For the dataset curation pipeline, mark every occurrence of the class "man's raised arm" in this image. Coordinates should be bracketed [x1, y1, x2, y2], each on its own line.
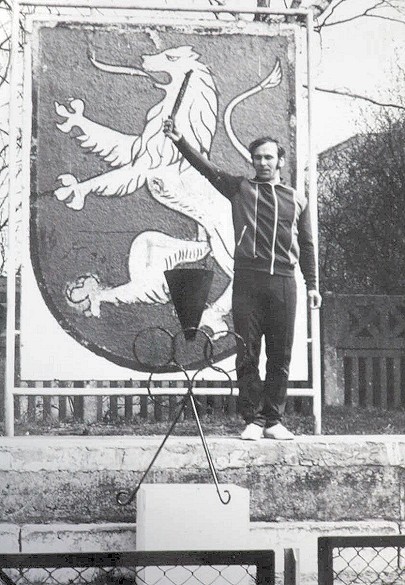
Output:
[163, 118, 239, 199]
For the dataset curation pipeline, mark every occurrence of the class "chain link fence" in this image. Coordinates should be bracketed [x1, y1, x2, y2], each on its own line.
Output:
[318, 536, 405, 585]
[0, 550, 274, 585]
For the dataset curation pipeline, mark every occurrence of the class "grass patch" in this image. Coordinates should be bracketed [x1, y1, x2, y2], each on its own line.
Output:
[2, 405, 405, 436]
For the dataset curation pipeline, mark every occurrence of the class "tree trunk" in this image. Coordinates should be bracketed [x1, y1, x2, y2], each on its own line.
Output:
[254, 0, 271, 21]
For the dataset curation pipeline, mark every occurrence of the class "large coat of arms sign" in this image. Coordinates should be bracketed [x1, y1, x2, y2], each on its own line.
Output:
[24, 20, 304, 378]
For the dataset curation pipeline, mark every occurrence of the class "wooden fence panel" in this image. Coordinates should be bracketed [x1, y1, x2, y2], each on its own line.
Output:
[324, 293, 405, 408]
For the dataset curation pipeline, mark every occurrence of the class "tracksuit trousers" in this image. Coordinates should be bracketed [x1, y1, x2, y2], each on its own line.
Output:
[232, 270, 297, 427]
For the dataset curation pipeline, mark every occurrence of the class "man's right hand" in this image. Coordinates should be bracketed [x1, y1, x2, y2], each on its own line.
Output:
[163, 118, 182, 142]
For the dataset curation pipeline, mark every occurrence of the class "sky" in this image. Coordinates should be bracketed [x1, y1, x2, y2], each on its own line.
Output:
[312, 0, 405, 152]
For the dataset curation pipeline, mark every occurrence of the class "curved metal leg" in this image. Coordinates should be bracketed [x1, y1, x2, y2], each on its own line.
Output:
[186, 388, 231, 505]
[116, 394, 188, 506]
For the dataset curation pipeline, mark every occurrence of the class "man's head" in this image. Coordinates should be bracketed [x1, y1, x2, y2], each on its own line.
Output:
[248, 137, 285, 183]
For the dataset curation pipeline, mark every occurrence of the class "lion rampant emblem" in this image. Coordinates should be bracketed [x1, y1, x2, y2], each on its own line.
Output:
[53, 44, 282, 338]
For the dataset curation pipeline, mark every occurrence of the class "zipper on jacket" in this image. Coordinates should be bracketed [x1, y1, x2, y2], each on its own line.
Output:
[270, 185, 278, 274]
[237, 225, 247, 246]
[253, 184, 259, 257]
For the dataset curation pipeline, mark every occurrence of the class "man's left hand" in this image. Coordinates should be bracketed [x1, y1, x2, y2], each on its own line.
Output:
[308, 290, 322, 309]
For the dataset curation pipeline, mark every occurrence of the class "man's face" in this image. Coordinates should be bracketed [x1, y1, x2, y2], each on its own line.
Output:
[251, 141, 284, 182]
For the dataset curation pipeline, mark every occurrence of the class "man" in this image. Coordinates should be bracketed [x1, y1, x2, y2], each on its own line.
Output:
[163, 118, 322, 441]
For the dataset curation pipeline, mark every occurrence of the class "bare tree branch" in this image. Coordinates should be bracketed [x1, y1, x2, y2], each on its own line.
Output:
[364, 12, 405, 24]
[377, 0, 405, 17]
[316, 0, 405, 30]
[318, 11, 405, 28]
[0, 35, 11, 51]
[316, 0, 347, 27]
[304, 84, 405, 110]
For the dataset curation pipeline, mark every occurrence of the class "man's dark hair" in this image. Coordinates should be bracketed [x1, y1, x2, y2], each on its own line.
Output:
[248, 136, 285, 159]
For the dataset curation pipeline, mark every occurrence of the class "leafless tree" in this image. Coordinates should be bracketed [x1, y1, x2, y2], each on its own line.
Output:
[0, 2, 13, 275]
[318, 103, 405, 293]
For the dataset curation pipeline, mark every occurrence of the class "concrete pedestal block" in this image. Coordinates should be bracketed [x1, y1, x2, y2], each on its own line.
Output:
[136, 483, 251, 584]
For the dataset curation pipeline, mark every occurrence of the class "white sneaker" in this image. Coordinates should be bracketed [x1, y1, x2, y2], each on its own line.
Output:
[240, 423, 263, 441]
[263, 423, 294, 440]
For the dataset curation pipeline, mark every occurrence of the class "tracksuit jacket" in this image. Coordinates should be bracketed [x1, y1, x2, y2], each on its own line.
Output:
[176, 137, 317, 290]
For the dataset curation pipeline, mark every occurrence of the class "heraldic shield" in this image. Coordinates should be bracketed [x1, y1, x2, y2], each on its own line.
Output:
[28, 19, 298, 374]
